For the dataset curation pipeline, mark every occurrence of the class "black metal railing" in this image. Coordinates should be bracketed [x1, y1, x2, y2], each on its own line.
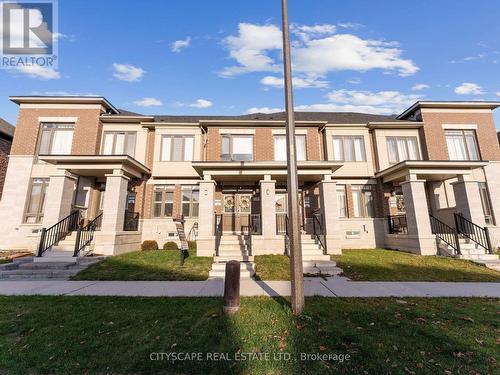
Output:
[430, 214, 460, 255]
[73, 213, 103, 257]
[214, 214, 223, 256]
[123, 211, 140, 231]
[454, 213, 492, 253]
[276, 213, 288, 235]
[37, 210, 82, 257]
[312, 210, 326, 254]
[387, 214, 408, 234]
[250, 214, 261, 235]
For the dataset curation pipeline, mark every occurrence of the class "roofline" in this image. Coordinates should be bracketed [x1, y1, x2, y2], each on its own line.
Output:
[100, 115, 154, 123]
[9, 96, 120, 114]
[397, 101, 500, 119]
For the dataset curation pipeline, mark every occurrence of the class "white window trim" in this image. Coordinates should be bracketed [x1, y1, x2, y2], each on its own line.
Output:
[219, 129, 255, 135]
[442, 124, 477, 130]
[38, 117, 78, 123]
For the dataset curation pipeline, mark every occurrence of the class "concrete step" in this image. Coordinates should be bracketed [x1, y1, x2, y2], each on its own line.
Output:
[0, 268, 85, 280]
[50, 245, 76, 252]
[459, 248, 491, 255]
[217, 251, 251, 257]
[214, 255, 254, 262]
[301, 254, 331, 261]
[209, 262, 255, 278]
[458, 254, 499, 261]
[301, 244, 321, 251]
[18, 261, 76, 270]
[303, 263, 343, 275]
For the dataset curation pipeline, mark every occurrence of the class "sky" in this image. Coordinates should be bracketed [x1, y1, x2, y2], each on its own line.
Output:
[1, 0, 499, 128]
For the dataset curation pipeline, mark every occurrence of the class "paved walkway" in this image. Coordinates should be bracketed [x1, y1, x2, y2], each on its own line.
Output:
[0, 278, 499, 297]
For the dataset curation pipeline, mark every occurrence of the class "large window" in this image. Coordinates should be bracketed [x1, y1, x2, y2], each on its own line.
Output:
[181, 186, 199, 218]
[478, 182, 494, 225]
[221, 135, 253, 161]
[102, 132, 137, 157]
[274, 135, 306, 161]
[351, 185, 374, 218]
[161, 135, 194, 161]
[38, 123, 74, 155]
[387, 136, 420, 164]
[336, 185, 347, 218]
[445, 130, 479, 160]
[24, 178, 49, 223]
[332, 136, 366, 162]
[152, 185, 175, 218]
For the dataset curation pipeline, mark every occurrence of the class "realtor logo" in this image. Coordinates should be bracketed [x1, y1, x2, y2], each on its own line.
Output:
[0, 0, 57, 68]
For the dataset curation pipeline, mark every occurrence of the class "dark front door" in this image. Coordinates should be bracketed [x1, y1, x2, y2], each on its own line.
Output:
[222, 193, 252, 234]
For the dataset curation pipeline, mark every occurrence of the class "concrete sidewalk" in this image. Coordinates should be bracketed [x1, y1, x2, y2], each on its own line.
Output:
[0, 278, 499, 297]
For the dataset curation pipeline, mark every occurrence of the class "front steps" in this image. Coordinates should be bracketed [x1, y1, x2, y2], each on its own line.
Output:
[438, 238, 500, 271]
[0, 255, 104, 280]
[209, 234, 341, 278]
[35, 231, 92, 262]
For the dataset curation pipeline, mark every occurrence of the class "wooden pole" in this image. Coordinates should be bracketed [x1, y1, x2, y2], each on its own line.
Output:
[281, 0, 304, 315]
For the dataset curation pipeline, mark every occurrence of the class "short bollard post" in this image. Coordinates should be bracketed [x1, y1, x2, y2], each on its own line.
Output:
[223, 260, 240, 315]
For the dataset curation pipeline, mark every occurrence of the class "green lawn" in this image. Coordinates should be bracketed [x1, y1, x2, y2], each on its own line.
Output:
[0, 296, 498, 374]
[71, 250, 213, 281]
[332, 249, 500, 282]
[0, 259, 11, 264]
[254, 255, 291, 281]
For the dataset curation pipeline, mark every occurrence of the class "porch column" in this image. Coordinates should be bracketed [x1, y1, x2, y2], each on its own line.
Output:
[42, 171, 77, 227]
[197, 178, 216, 256]
[100, 170, 129, 232]
[318, 176, 341, 254]
[452, 174, 486, 226]
[260, 177, 276, 237]
[400, 174, 435, 255]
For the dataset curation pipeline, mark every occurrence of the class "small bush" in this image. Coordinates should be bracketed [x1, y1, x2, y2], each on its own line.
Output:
[141, 240, 159, 251]
[188, 241, 196, 250]
[163, 241, 179, 250]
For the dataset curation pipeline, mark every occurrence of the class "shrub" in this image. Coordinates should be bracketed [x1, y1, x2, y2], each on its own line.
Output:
[141, 240, 159, 251]
[188, 241, 196, 250]
[163, 241, 179, 250]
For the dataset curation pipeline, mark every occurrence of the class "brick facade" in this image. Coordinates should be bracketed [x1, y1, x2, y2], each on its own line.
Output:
[0, 136, 12, 198]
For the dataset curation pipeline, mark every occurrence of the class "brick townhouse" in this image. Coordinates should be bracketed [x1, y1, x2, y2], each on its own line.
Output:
[0, 117, 15, 200]
[0, 96, 498, 273]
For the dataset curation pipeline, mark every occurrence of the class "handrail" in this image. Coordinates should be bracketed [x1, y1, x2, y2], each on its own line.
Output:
[430, 214, 460, 255]
[37, 210, 81, 257]
[312, 211, 326, 254]
[387, 214, 408, 234]
[454, 213, 492, 254]
[214, 214, 222, 256]
[73, 213, 103, 257]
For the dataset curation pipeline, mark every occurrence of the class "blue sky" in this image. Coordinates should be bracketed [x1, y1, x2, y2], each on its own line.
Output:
[1, 0, 499, 128]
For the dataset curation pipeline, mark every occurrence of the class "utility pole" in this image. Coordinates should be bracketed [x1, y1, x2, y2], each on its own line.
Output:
[281, 0, 304, 315]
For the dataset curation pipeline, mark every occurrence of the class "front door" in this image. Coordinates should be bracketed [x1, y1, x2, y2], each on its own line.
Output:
[222, 193, 252, 234]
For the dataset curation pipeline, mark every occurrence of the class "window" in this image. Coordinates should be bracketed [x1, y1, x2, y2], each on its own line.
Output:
[24, 178, 49, 223]
[336, 185, 347, 218]
[351, 185, 374, 218]
[102, 132, 137, 157]
[386, 136, 420, 164]
[445, 130, 479, 160]
[274, 135, 307, 161]
[161, 135, 194, 161]
[181, 186, 199, 218]
[38, 123, 74, 155]
[332, 136, 366, 161]
[152, 185, 175, 217]
[478, 182, 494, 225]
[221, 135, 253, 161]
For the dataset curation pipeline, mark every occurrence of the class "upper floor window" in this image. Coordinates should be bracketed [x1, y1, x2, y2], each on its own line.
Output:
[181, 185, 199, 218]
[332, 136, 366, 162]
[274, 135, 306, 161]
[351, 185, 374, 218]
[152, 185, 174, 218]
[387, 136, 419, 164]
[24, 178, 49, 223]
[221, 135, 253, 161]
[445, 130, 479, 161]
[39, 123, 74, 155]
[161, 135, 194, 161]
[102, 132, 136, 157]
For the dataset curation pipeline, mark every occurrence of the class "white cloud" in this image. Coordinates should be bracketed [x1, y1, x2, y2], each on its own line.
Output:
[133, 97, 163, 107]
[112, 63, 145, 82]
[171, 37, 191, 53]
[260, 75, 328, 89]
[296, 89, 421, 115]
[412, 83, 429, 91]
[176, 99, 213, 108]
[454, 82, 484, 95]
[347, 77, 362, 84]
[496, 92, 500, 97]
[246, 107, 283, 114]
[16, 65, 60, 80]
[220, 23, 418, 79]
